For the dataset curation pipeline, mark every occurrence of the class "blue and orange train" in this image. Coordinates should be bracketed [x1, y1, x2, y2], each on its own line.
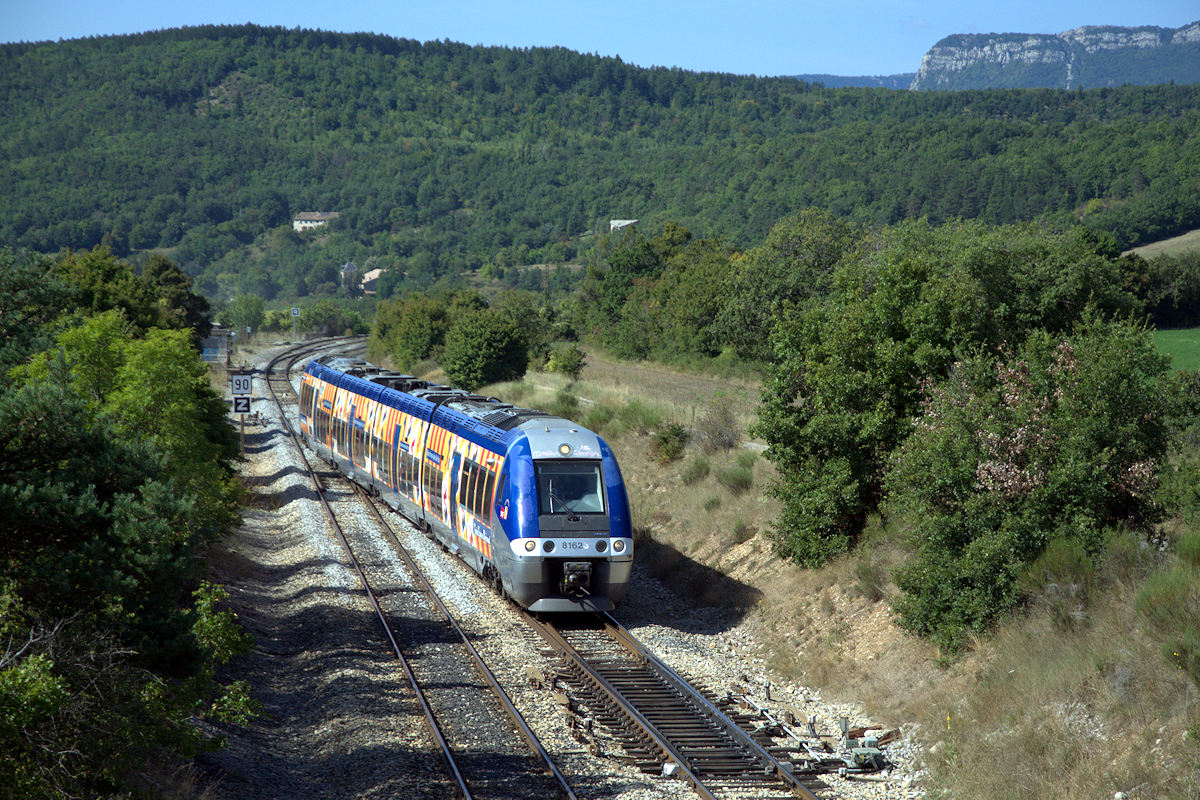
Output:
[298, 355, 634, 611]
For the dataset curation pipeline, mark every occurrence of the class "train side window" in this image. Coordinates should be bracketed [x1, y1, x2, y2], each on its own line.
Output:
[480, 471, 496, 518]
[299, 383, 313, 416]
[423, 456, 444, 517]
[388, 441, 396, 486]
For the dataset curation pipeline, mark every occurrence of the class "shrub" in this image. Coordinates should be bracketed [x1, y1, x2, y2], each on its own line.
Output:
[1017, 536, 1097, 631]
[703, 496, 721, 511]
[697, 394, 740, 453]
[681, 456, 710, 485]
[717, 465, 753, 496]
[581, 404, 614, 434]
[1178, 528, 1200, 569]
[545, 341, 586, 381]
[1135, 549, 1200, 690]
[852, 559, 888, 602]
[545, 389, 580, 419]
[732, 519, 756, 544]
[651, 422, 690, 464]
[887, 315, 1170, 651]
[755, 220, 1145, 568]
[615, 398, 662, 436]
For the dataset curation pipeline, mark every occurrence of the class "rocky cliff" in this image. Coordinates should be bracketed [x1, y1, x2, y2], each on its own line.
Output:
[911, 20, 1200, 91]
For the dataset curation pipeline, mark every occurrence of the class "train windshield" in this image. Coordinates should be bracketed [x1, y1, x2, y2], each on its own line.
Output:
[535, 460, 605, 515]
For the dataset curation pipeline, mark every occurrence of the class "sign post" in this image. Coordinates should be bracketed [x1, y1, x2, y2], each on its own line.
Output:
[291, 307, 300, 341]
[231, 372, 252, 454]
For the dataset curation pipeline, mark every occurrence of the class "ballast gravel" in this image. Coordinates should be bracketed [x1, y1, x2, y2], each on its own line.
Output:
[197, 345, 926, 799]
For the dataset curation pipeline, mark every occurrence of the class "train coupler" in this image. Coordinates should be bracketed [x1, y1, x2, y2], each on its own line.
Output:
[560, 562, 592, 596]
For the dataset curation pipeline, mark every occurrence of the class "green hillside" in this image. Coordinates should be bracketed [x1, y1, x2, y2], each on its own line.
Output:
[2, 24, 1200, 303]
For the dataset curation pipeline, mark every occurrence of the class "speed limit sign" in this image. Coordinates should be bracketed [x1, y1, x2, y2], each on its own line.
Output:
[231, 374, 252, 395]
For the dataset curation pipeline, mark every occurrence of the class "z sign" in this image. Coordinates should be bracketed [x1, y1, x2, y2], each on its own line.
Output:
[233, 396, 251, 414]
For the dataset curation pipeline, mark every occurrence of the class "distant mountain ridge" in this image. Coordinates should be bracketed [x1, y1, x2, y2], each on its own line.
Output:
[910, 20, 1200, 90]
[795, 20, 1200, 91]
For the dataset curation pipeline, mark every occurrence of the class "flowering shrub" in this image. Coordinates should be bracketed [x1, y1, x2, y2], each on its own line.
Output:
[886, 313, 1169, 651]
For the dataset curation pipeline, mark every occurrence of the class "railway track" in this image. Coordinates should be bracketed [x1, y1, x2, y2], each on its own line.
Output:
[260, 339, 577, 800]
[527, 615, 825, 800]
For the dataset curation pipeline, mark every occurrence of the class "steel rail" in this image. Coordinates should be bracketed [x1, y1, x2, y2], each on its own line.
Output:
[261, 342, 473, 800]
[527, 617, 722, 800]
[599, 612, 820, 800]
[355, 487, 579, 800]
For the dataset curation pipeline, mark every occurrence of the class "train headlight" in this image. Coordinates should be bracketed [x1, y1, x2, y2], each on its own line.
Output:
[543, 540, 555, 553]
[612, 539, 626, 553]
[559, 443, 572, 456]
[596, 540, 607, 552]
[524, 539, 537, 552]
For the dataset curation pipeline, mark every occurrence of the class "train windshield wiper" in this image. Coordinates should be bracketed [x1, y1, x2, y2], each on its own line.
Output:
[548, 484, 580, 521]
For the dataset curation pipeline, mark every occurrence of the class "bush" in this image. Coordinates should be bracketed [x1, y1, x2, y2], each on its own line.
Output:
[732, 518, 756, 544]
[614, 398, 662, 436]
[651, 422, 689, 464]
[852, 559, 888, 602]
[681, 456, 710, 485]
[545, 390, 580, 419]
[755, 220, 1145, 568]
[1017, 536, 1097, 631]
[697, 394, 740, 453]
[887, 315, 1170, 651]
[545, 341, 586, 381]
[717, 465, 753, 496]
[580, 404, 615, 434]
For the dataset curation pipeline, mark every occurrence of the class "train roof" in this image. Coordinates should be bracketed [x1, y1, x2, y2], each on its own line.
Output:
[305, 354, 589, 454]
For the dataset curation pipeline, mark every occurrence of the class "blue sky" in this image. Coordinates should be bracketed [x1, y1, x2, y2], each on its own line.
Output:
[3, 1, 1197, 76]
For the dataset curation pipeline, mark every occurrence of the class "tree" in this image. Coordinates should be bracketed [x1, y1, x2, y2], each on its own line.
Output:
[0, 249, 74, 375]
[140, 253, 211, 339]
[715, 208, 866, 361]
[754, 219, 1144, 566]
[219, 294, 265, 334]
[371, 291, 484, 371]
[441, 308, 528, 391]
[52, 247, 156, 330]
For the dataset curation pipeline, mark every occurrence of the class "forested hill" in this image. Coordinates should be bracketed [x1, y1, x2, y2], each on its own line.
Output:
[3, 24, 1200, 303]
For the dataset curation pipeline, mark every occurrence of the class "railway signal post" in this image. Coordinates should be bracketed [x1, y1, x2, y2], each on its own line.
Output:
[231, 371, 252, 454]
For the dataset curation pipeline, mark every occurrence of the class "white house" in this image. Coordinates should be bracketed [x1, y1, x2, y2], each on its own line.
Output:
[610, 219, 638, 231]
[292, 211, 341, 232]
[360, 268, 385, 296]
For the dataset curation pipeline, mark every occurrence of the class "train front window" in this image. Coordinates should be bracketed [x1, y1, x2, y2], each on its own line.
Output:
[535, 461, 605, 515]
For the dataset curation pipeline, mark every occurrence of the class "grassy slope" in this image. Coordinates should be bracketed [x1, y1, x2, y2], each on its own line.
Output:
[1130, 228, 1200, 259]
[468, 346, 1200, 800]
[1156, 327, 1200, 372]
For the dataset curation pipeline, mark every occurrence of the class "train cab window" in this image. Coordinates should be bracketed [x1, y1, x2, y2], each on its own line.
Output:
[535, 461, 605, 515]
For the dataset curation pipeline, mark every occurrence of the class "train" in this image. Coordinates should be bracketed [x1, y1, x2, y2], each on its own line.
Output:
[297, 355, 634, 612]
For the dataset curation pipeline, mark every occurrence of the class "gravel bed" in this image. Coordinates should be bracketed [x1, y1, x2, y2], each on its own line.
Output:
[197, 376, 454, 800]
[198, 344, 927, 799]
